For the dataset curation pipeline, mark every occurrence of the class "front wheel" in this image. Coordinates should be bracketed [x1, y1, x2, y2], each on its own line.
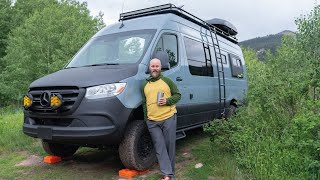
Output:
[119, 120, 156, 170]
[42, 140, 79, 157]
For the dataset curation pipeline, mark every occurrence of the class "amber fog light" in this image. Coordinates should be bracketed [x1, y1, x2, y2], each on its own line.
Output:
[50, 94, 63, 109]
[23, 94, 33, 109]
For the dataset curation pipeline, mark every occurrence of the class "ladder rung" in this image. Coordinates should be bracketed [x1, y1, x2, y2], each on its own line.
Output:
[220, 84, 225, 86]
[219, 70, 224, 73]
[221, 98, 226, 100]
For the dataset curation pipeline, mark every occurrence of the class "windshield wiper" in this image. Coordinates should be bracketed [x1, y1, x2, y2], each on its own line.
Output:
[64, 66, 76, 69]
[65, 63, 119, 69]
[87, 63, 119, 66]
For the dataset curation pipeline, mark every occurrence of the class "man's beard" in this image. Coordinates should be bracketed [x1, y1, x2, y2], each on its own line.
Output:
[151, 70, 160, 78]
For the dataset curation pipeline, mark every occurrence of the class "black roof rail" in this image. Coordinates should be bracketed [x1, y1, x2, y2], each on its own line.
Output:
[119, 4, 238, 43]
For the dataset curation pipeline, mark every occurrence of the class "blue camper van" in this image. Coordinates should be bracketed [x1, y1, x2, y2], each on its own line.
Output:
[23, 4, 248, 170]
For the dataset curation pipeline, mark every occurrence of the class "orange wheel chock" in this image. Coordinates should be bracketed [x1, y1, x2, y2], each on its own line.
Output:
[43, 156, 62, 164]
[118, 168, 149, 179]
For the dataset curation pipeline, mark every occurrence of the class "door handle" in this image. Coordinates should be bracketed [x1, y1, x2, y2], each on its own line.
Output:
[176, 77, 183, 81]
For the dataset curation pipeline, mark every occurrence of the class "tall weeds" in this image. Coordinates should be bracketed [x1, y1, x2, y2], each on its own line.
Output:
[206, 35, 320, 179]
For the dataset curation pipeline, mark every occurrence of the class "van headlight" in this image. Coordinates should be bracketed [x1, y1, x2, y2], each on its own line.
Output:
[85, 83, 126, 99]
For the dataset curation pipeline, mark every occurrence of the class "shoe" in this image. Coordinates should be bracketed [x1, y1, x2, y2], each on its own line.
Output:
[162, 175, 171, 180]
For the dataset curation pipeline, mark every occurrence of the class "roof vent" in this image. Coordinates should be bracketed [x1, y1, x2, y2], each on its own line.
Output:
[206, 18, 238, 36]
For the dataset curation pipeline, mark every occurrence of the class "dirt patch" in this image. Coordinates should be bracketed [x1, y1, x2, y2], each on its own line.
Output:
[12, 129, 207, 179]
[15, 155, 43, 166]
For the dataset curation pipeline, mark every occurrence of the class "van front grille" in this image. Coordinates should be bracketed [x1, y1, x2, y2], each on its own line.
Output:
[28, 87, 81, 114]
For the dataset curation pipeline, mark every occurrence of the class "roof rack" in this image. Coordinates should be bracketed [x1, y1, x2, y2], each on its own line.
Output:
[119, 4, 238, 43]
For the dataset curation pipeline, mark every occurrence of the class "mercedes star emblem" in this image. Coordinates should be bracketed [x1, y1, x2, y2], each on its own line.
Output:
[40, 91, 51, 107]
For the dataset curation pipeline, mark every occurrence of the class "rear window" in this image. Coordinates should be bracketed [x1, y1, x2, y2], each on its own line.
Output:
[229, 54, 244, 78]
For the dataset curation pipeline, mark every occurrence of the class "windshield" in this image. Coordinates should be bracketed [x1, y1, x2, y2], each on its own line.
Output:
[66, 29, 156, 68]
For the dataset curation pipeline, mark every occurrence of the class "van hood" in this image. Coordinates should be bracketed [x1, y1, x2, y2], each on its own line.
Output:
[30, 65, 138, 88]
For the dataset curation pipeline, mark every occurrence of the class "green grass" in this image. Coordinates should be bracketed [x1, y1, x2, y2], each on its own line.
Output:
[186, 139, 246, 179]
[176, 130, 249, 180]
[0, 147, 117, 179]
[0, 109, 249, 179]
[0, 154, 115, 179]
[0, 152, 27, 178]
[0, 110, 43, 154]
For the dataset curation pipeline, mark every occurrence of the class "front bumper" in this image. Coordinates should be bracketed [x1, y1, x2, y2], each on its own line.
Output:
[23, 96, 132, 145]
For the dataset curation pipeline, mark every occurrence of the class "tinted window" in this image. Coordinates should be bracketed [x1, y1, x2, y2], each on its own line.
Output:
[209, 47, 227, 64]
[154, 34, 178, 68]
[184, 37, 213, 76]
[232, 57, 241, 67]
[220, 54, 227, 64]
[229, 54, 244, 78]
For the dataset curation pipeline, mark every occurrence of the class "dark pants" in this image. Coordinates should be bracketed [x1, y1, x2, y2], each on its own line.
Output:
[146, 114, 177, 178]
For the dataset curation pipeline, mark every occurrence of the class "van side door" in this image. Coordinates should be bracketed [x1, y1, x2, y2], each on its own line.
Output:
[182, 36, 217, 126]
[151, 31, 189, 129]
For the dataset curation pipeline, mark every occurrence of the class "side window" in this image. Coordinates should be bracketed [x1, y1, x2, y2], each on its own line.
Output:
[229, 54, 244, 78]
[154, 34, 178, 69]
[220, 54, 227, 64]
[211, 47, 227, 64]
[184, 37, 213, 77]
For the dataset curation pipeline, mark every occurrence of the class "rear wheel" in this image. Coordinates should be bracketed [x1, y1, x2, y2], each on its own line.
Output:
[42, 140, 79, 157]
[226, 104, 237, 119]
[119, 120, 156, 170]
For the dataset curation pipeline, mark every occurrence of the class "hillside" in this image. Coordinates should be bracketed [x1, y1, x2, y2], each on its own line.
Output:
[239, 30, 295, 53]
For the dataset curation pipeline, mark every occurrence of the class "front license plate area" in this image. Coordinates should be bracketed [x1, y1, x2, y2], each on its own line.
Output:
[38, 127, 52, 140]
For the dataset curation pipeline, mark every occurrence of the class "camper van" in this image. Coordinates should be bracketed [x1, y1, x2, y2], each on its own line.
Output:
[23, 4, 248, 170]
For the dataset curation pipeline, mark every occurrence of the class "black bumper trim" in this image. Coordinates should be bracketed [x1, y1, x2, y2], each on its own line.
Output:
[23, 124, 116, 144]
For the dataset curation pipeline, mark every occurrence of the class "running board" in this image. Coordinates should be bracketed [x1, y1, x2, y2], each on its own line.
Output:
[176, 131, 186, 140]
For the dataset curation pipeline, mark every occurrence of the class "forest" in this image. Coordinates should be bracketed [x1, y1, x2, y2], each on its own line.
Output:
[1, 0, 320, 179]
[0, 0, 104, 106]
[239, 30, 295, 55]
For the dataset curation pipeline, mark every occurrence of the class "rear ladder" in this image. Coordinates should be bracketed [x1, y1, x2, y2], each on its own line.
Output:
[200, 27, 226, 117]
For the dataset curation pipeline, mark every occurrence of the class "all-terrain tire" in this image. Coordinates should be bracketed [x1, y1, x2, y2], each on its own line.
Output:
[42, 140, 79, 157]
[119, 120, 156, 171]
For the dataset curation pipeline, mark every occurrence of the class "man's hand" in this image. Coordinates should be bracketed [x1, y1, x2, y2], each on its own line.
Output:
[158, 98, 167, 106]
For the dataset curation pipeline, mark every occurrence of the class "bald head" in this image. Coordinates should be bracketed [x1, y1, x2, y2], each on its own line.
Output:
[149, 58, 162, 78]
[150, 58, 162, 66]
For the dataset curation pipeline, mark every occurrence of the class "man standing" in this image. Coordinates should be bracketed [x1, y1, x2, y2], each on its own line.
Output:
[141, 58, 181, 180]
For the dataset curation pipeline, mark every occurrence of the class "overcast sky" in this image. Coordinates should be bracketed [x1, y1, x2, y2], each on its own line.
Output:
[80, 0, 318, 41]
